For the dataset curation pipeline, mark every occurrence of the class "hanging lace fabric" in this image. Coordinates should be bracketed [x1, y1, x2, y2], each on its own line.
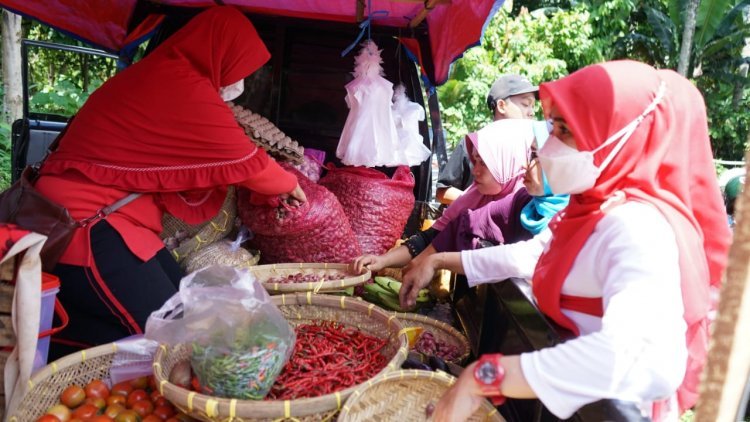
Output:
[336, 40, 403, 167]
[392, 84, 430, 165]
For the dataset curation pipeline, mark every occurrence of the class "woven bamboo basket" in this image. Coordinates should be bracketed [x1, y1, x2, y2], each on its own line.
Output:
[251, 263, 370, 294]
[161, 186, 237, 263]
[393, 312, 470, 365]
[6, 343, 119, 421]
[152, 293, 409, 421]
[337, 369, 504, 422]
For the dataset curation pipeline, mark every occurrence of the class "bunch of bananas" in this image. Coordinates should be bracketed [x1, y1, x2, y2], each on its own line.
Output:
[363, 276, 431, 312]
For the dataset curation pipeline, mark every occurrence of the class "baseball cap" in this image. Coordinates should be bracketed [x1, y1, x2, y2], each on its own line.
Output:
[486, 74, 539, 111]
[725, 174, 745, 201]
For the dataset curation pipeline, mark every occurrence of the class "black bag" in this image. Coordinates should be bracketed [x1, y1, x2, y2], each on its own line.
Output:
[0, 165, 78, 272]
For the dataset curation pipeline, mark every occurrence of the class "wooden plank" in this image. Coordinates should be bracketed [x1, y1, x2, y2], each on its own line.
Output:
[695, 146, 750, 421]
[409, 0, 449, 28]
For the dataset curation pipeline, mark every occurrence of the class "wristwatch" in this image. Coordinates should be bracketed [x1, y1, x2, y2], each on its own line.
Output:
[474, 353, 506, 406]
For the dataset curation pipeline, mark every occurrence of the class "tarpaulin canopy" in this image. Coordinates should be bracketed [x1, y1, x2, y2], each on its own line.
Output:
[0, 0, 502, 86]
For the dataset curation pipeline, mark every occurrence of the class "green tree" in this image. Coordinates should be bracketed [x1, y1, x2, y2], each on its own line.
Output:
[438, 5, 602, 148]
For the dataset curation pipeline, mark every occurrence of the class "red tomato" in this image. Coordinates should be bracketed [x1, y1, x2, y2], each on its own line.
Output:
[107, 394, 127, 407]
[88, 415, 115, 422]
[45, 404, 71, 422]
[130, 400, 154, 417]
[149, 390, 163, 403]
[129, 376, 149, 390]
[111, 382, 134, 397]
[71, 404, 98, 419]
[35, 416, 61, 422]
[85, 379, 110, 400]
[148, 376, 158, 392]
[114, 410, 140, 422]
[104, 403, 126, 418]
[152, 396, 169, 408]
[60, 385, 86, 409]
[127, 389, 149, 407]
[142, 416, 162, 422]
[152, 404, 175, 419]
[89, 417, 116, 422]
[84, 396, 107, 411]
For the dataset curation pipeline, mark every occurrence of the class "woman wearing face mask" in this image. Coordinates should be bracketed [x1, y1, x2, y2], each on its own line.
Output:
[33, 7, 306, 359]
[400, 60, 731, 421]
[417, 121, 569, 255]
[350, 119, 534, 276]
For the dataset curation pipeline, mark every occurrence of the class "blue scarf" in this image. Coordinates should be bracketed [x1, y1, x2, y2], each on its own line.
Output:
[520, 121, 570, 234]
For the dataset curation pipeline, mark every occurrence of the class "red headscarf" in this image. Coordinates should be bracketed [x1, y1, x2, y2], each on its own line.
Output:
[532, 60, 731, 412]
[40, 7, 295, 223]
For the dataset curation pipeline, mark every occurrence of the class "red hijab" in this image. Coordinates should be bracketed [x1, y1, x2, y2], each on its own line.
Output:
[39, 7, 289, 223]
[532, 60, 731, 412]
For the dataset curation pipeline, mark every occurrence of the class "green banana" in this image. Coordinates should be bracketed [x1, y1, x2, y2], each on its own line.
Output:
[374, 276, 402, 295]
[364, 282, 396, 297]
[376, 291, 408, 312]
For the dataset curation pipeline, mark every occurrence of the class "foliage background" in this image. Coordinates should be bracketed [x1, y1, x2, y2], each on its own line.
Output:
[0, 0, 747, 191]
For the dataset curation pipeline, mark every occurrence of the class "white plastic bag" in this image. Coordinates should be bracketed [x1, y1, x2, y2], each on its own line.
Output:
[336, 40, 402, 167]
[392, 84, 431, 165]
[145, 265, 295, 399]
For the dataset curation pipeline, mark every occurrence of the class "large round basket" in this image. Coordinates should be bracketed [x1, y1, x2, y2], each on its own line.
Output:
[6, 343, 119, 421]
[161, 186, 237, 263]
[251, 263, 370, 294]
[153, 293, 409, 421]
[337, 369, 504, 421]
[394, 312, 471, 365]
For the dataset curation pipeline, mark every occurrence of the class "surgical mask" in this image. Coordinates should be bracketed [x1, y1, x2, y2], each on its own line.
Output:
[219, 79, 244, 101]
[537, 82, 666, 195]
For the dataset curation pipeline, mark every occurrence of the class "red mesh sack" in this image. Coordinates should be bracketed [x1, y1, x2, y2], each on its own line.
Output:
[319, 165, 415, 255]
[237, 170, 361, 264]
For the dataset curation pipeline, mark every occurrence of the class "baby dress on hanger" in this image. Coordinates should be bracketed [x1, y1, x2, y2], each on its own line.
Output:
[392, 84, 430, 165]
[336, 40, 403, 167]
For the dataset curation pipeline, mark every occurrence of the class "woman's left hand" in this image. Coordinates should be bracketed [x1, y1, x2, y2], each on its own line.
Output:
[401, 254, 438, 308]
[433, 361, 485, 422]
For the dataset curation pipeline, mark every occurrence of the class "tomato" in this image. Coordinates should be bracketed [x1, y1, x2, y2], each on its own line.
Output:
[148, 376, 158, 392]
[130, 400, 154, 417]
[60, 385, 86, 409]
[107, 394, 127, 406]
[35, 416, 61, 422]
[149, 390, 162, 403]
[89, 417, 116, 422]
[129, 376, 149, 390]
[85, 396, 107, 411]
[85, 379, 111, 400]
[152, 396, 169, 408]
[46, 404, 71, 422]
[114, 409, 140, 422]
[111, 381, 134, 397]
[142, 416, 162, 422]
[127, 389, 149, 407]
[71, 403, 98, 419]
[152, 404, 175, 419]
[104, 403, 126, 418]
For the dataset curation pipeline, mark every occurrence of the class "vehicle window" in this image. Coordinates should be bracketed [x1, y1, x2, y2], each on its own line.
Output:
[25, 41, 119, 119]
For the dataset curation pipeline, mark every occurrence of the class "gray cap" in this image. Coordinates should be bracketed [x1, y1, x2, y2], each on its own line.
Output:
[486, 74, 539, 111]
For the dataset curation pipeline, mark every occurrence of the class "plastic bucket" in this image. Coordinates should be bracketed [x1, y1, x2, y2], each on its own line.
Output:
[33, 273, 68, 371]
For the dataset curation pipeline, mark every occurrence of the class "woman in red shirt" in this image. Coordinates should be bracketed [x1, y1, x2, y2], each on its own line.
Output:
[34, 7, 305, 359]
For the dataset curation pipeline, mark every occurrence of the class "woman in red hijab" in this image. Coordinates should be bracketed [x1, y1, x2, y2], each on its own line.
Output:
[403, 60, 731, 421]
[34, 7, 305, 359]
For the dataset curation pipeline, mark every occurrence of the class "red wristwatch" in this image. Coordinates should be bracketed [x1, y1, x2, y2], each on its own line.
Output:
[474, 353, 506, 406]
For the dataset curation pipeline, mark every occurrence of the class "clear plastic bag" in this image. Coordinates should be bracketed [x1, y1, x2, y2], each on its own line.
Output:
[145, 265, 295, 399]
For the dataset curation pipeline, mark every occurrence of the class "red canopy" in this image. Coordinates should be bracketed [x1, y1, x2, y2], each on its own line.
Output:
[0, 0, 502, 86]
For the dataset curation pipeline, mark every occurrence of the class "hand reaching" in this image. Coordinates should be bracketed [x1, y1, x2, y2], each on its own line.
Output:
[400, 255, 437, 309]
[351, 254, 386, 274]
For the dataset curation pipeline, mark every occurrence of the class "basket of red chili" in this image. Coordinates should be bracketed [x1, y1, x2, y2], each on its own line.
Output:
[152, 292, 409, 421]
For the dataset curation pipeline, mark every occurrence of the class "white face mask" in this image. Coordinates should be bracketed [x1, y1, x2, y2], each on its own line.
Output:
[219, 79, 244, 101]
[537, 81, 667, 195]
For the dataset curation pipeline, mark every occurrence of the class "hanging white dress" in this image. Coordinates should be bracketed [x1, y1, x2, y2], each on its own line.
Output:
[392, 84, 431, 165]
[336, 40, 402, 167]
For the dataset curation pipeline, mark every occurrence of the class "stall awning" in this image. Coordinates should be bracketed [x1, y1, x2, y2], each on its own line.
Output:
[0, 0, 502, 86]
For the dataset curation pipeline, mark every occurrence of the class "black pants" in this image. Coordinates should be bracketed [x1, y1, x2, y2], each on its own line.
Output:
[49, 220, 183, 361]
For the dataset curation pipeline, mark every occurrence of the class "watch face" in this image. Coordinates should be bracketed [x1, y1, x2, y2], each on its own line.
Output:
[476, 361, 498, 384]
